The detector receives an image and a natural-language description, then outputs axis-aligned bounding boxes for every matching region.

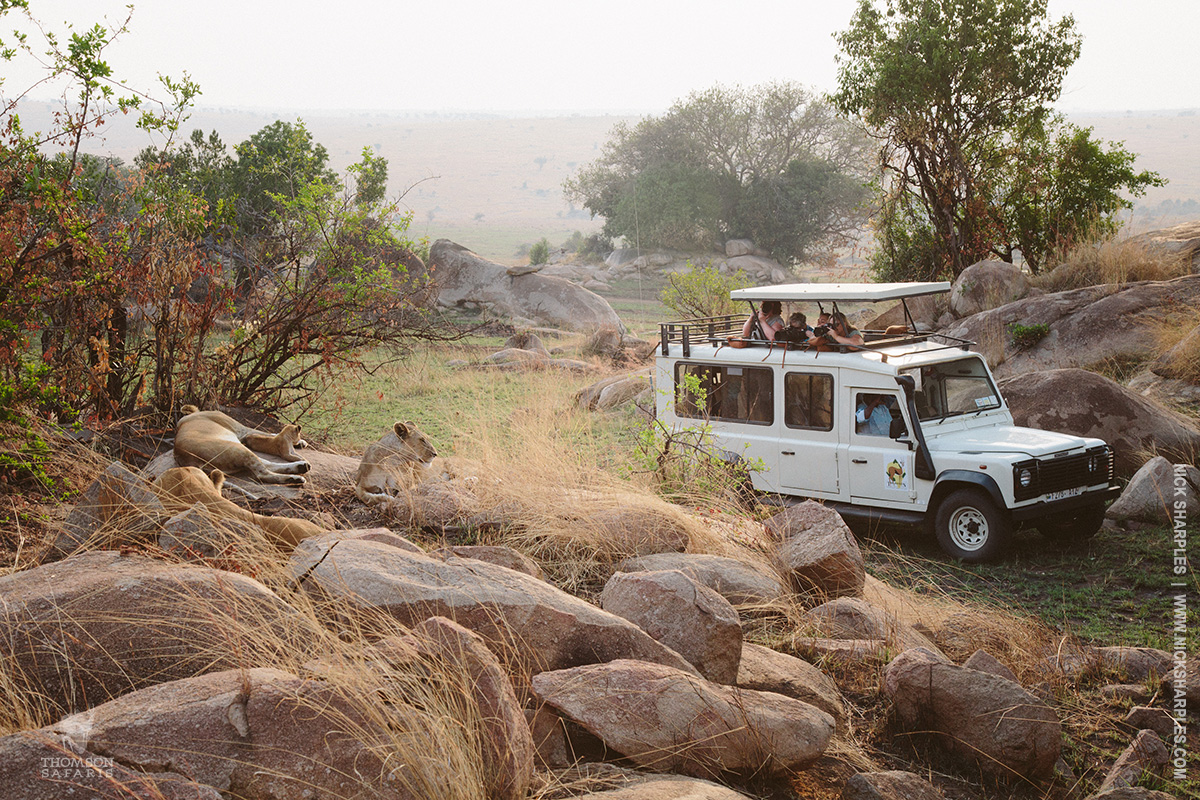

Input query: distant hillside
[13,102,1199,261]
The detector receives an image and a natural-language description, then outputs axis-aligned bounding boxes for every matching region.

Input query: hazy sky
[7,0,1199,115]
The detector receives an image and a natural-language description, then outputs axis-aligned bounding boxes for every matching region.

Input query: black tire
[933,488,1012,562]
[1038,504,1105,543]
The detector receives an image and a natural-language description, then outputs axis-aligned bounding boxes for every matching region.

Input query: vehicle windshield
[902,357,1002,421]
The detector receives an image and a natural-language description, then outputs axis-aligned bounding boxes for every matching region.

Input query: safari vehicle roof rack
[728,281,951,303]
[659,314,745,358]
[660,282,961,358]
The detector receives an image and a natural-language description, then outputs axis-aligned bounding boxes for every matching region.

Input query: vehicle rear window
[675,363,773,424]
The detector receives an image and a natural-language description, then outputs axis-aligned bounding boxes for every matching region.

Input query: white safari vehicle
[655,282,1119,561]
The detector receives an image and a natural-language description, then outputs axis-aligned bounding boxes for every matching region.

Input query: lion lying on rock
[355,421,438,504]
[174,407,310,486]
[155,466,325,549]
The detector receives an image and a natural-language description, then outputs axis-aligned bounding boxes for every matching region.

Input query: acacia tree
[834,0,1160,278]
[564,82,869,263]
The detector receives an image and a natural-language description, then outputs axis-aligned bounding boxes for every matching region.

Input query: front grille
[1013,446,1113,502]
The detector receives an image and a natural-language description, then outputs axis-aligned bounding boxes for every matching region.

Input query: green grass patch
[862,524,1198,650]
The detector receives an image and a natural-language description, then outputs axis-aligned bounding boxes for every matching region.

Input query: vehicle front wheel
[933,488,1011,562]
[1039,504,1106,543]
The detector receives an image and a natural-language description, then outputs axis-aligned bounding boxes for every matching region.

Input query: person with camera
[775,312,812,344]
[742,300,785,341]
[815,311,864,347]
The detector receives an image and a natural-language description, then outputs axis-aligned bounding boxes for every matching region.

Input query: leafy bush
[1,6,453,424]
[660,263,752,319]
[529,237,550,266]
[632,373,760,508]
[560,230,611,263]
[1008,322,1050,349]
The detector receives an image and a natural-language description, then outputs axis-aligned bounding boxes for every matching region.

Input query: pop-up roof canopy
[730,281,951,303]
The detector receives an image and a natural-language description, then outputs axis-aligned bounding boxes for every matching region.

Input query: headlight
[1017,468,1034,488]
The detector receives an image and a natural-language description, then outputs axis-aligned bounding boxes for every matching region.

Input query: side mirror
[890,416,909,440]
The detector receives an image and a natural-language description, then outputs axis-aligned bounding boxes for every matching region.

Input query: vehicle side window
[675,363,773,424]
[784,372,833,430]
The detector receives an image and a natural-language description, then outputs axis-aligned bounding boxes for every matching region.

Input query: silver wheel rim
[948,506,988,551]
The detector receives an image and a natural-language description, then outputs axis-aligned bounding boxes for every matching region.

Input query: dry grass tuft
[1035,233,1189,293]
[1149,302,1200,385]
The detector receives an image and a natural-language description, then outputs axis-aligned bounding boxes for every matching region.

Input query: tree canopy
[833,0,1162,277]
[0,4,444,433]
[564,82,870,265]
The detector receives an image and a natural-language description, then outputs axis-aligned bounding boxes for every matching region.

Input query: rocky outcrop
[430,239,624,332]
[807,597,940,656]
[736,643,845,726]
[571,773,756,799]
[575,371,654,412]
[433,544,546,579]
[409,617,534,800]
[599,570,742,684]
[289,533,700,678]
[0,551,313,717]
[1106,455,1200,523]
[999,368,1200,477]
[53,461,165,556]
[767,501,865,599]
[32,667,431,800]
[841,770,946,800]
[949,259,1031,318]
[883,648,1061,780]
[0,729,222,800]
[616,552,785,606]
[1096,729,1169,793]
[867,292,947,332]
[944,274,1200,379]
[1089,646,1174,682]
[532,659,835,780]
[1129,219,1200,271]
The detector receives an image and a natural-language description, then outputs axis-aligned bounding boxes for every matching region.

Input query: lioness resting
[354,421,438,504]
[174,407,310,486]
[155,466,325,549]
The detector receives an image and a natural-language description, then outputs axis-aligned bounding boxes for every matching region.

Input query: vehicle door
[845,388,919,507]
[672,361,778,480]
[777,370,844,499]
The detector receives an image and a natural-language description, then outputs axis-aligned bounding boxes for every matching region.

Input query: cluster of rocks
[8,449,1191,800]
[598,239,794,287]
[429,239,625,332]
[447,237,796,305]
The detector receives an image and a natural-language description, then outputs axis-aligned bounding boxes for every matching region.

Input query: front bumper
[1010,484,1121,523]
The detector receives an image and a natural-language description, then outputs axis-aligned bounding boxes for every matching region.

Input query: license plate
[1046,487,1084,501]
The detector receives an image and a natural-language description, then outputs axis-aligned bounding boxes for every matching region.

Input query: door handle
[851,458,868,464]
[781,450,795,456]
